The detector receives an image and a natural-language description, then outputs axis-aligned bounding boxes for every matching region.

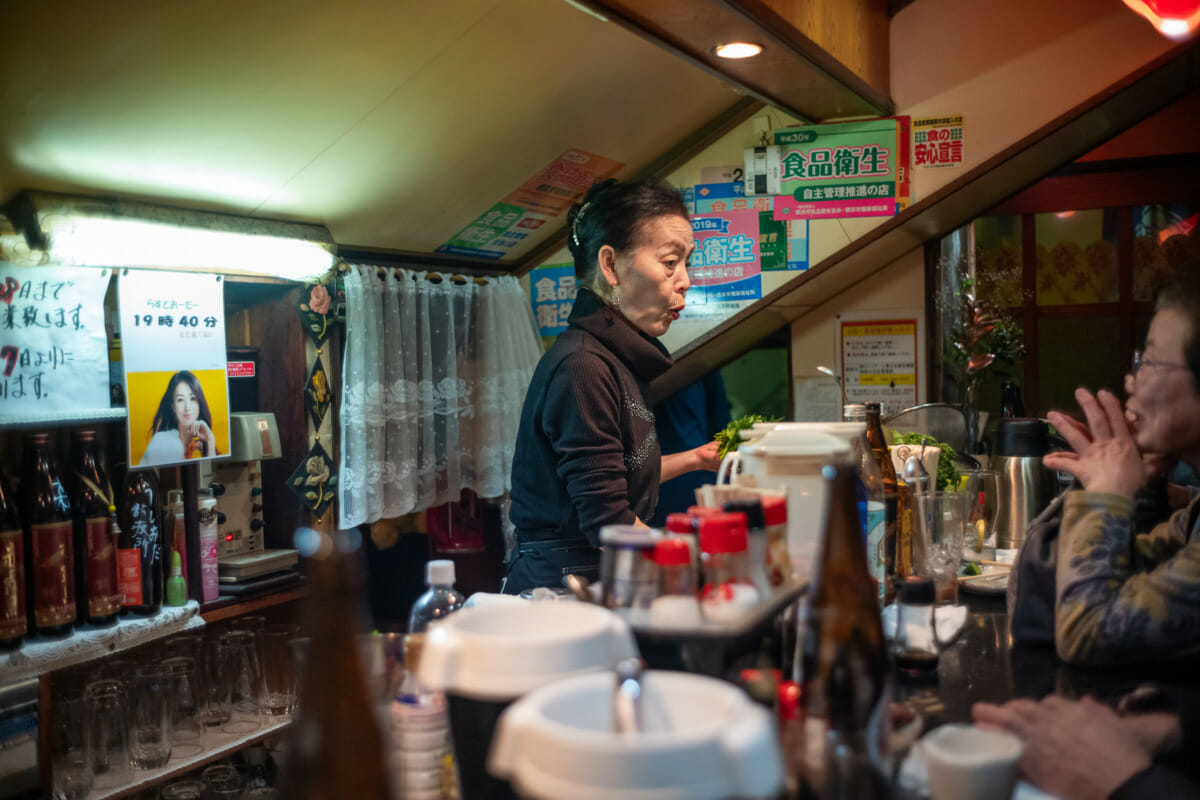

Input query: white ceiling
[0,0,743,261]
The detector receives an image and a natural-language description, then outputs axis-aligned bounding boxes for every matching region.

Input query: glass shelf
[83,718,292,800]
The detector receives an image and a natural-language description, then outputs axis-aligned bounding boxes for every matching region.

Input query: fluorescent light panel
[46,216,335,282]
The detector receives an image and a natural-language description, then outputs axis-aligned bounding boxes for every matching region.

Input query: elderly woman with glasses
[1044,265,1200,666]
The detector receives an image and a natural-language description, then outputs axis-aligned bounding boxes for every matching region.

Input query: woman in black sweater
[505,179,721,594]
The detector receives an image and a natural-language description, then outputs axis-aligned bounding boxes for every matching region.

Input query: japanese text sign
[530,264,578,338]
[839,317,919,415]
[0,264,110,423]
[745,117,911,221]
[688,209,762,304]
[913,115,965,168]
[437,149,625,260]
[694,182,808,272]
[118,270,230,468]
[503,149,625,217]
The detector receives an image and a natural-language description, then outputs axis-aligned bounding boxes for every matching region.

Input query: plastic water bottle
[408,560,467,634]
[390,560,466,799]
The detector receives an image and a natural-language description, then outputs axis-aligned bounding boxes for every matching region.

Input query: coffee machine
[198,412,298,584]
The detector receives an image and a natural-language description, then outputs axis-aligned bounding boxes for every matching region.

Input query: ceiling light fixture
[1123,0,1200,39]
[714,42,763,59]
[10,191,336,283]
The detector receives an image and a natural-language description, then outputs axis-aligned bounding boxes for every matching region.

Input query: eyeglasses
[1131,349,1191,378]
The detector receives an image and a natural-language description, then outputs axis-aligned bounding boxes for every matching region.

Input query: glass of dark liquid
[892,577,957,678]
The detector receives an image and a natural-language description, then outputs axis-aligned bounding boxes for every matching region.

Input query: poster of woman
[118,271,230,468]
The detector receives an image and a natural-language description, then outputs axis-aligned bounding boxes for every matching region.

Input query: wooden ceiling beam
[577,0,893,121]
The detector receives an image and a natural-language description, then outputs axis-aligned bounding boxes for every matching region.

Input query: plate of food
[957,567,1009,597]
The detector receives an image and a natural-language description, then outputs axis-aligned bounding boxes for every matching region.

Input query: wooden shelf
[84,718,291,800]
[200,580,309,624]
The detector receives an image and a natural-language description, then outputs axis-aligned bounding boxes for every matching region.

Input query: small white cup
[922,723,1022,800]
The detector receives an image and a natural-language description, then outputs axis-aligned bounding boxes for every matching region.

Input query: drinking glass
[218,630,264,734]
[51,694,92,800]
[158,778,205,799]
[201,634,233,728]
[130,664,172,769]
[914,492,969,604]
[959,470,1000,560]
[162,656,204,758]
[83,679,132,789]
[262,623,300,716]
[201,763,244,800]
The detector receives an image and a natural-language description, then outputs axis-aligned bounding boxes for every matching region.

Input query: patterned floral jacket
[1056,491,1200,665]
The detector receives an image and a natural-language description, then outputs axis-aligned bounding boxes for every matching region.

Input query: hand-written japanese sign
[913,115,965,169]
[689,210,762,304]
[529,264,577,338]
[0,264,111,421]
[839,317,920,416]
[119,271,230,468]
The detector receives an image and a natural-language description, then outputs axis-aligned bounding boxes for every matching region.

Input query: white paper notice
[839,316,919,416]
[118,271,229,468]
[0,264,112,423]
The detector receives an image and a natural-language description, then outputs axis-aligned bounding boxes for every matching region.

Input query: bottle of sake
[117,468,164,616]
[0,469,26,649]
[70,430,120,627]
[798,462,891,799]
[278,529,396,800]
[23,433,76,637]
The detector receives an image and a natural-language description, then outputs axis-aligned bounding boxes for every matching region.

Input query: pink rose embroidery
[309,284,331,315]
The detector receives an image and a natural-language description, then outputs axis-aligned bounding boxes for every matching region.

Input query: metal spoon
[613,657,646,734]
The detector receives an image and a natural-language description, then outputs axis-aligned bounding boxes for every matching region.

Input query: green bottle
[165,550,187,607]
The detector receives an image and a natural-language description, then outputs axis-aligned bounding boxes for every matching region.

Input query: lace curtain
[339,265,543,529]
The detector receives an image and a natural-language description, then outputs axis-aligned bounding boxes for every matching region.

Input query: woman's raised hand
[1045,388,1144,498]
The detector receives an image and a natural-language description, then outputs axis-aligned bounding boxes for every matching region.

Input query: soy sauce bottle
[22,433,77,638]
[0,469,26,649]
[117,468,164,616]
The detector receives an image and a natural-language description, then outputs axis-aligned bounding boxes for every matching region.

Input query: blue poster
[529,264,577,337]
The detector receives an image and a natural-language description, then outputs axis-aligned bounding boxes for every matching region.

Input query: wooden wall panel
[750,0,890,96]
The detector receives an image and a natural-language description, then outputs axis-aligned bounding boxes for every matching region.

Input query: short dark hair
[566,178,689,292]
[1154,261,1200,387]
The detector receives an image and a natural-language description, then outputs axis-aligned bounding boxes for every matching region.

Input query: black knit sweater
[506,288,672,591]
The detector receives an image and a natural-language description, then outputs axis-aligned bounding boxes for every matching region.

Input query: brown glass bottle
[798,462,891,799]
[863,402,899,603]
[69,430,120,627]
[22,433,76,638]
[278,530,395,800]
[117,468,163,615]
[0,469,26,649]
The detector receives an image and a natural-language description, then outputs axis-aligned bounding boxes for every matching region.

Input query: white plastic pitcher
[715,428,849,579]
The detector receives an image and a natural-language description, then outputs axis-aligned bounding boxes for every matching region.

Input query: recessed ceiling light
[714,42,763,59]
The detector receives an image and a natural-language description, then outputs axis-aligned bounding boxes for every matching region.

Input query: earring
[611,285,621,310]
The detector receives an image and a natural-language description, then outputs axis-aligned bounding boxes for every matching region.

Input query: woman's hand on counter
[661,441,722,483]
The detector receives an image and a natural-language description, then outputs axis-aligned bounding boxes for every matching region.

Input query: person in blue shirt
[649,371,731,527]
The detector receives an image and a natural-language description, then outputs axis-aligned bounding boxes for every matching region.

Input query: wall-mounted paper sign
[529,263,578,338]
[688,209,763,304]
[838,311,923,417]
[118,270,229,468]
[0,264,111,423]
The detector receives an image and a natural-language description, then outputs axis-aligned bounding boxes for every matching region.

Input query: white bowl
[489,670,784,800]
[416,601,638,702]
